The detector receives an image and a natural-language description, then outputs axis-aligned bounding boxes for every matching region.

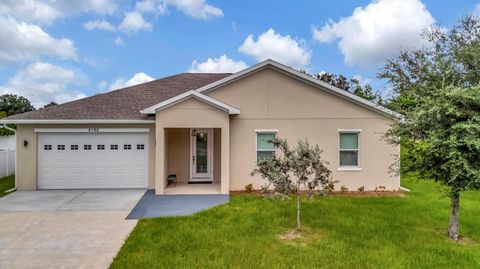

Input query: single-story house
[0,59,401,195]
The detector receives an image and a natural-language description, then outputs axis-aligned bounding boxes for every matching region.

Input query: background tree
[300,70,383,104]
[251,138,334,231]
[380,15,480,241]
[0,94,35,136]
[43,101,58,108]
[378,15,480,114]
[0,94,35,116]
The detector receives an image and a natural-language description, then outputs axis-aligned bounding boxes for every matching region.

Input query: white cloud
[352,74,371,86]
[312,0,435,67]
[136,0,168,14]
[0,0,117,25]
[108,72,155,91]
[0,16,76,64]
[118,12,153,33]
[239,28,311,68]
[0,62,88,108]
[83,19,115,31]
[166,0,223,20]
[475,3,480,15]
[134,0,222,19]
[114,36,124,45]
[189,55,247,73]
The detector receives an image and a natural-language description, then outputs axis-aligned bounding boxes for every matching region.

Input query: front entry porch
[156,126,229,195]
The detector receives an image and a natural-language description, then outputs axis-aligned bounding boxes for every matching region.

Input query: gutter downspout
[0,124,16,193]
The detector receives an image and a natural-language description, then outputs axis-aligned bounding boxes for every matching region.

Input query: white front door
[190,128,213,181]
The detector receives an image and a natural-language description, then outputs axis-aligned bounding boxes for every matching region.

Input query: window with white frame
[71,145,78,150]
[57,145,65,150]
[339,132,359,167]
[256,131,277,162]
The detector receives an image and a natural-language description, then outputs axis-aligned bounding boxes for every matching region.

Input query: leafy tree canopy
[301,70,383,105]
[378,15,480,114]
[0,94,35,117]
[43,101,58,108]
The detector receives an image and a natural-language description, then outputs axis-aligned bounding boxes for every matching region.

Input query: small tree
[251,138,334,231]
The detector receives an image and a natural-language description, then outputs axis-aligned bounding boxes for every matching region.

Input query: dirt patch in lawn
[277,227,323,247]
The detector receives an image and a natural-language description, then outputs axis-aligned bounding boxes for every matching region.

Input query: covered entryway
[37,130,149,189]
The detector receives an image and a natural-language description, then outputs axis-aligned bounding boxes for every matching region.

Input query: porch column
[155,126,165,195]
[221,126,229,194]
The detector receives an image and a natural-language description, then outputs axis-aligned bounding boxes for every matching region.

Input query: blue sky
[0,0,478,108]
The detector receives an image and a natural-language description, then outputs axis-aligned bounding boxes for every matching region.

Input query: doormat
[188,181,213,184]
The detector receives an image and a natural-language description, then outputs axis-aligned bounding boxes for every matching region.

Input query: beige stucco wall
[14,66,399,194]
[206,67,400,191]
[15,124,156,191]
[155,98,230,194]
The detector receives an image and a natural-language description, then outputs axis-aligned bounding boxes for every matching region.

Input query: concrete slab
[0,190,146,212]
[0,189,145,269]
[127,190,229,219]
[0,190,84,212]
[59,189,146,211]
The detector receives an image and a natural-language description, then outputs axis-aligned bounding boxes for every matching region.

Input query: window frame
[110,144,118,150]
[57,145,65,151]
[44,145,52,151]
[124,144,132,150]
[255,129,278,162]
[84,144,92,150]
[136,144,145,150]
[97,144,105,150]
[70,145,79,150]
[338,129,362,171]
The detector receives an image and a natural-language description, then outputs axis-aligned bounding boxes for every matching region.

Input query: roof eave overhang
[141,90,241,115]
[0,119,156,124]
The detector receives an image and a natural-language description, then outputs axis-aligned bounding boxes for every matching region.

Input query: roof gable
[142,90,240,115]
[194,60,402,120]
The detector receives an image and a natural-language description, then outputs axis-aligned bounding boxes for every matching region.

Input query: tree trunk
[296,191,301,231]
[448,192,460,241]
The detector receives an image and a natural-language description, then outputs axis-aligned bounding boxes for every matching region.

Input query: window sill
[337,167,363,171]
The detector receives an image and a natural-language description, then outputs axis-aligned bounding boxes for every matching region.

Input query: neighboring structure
[0,60,401,195]
[0,134,16,178]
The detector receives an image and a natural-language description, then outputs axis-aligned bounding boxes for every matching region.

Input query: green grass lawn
[0,175,14,198]
[110,174,480,269]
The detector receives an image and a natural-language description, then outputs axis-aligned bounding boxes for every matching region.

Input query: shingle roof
[4,73,232,121]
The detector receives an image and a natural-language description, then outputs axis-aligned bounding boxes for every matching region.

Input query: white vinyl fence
[0,150,15,177]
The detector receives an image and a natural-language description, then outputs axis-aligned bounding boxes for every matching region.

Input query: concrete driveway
[0,189,145,269]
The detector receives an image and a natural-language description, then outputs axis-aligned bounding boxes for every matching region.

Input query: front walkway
[164,181,221,195]
[127,190,229,219]
[0,190,145,269]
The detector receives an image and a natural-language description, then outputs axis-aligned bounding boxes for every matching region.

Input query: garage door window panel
[71,145,79,150]
[44,145,52,150]
[84,145,92,150]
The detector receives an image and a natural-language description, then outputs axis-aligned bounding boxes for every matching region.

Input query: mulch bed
[230,190,406,197]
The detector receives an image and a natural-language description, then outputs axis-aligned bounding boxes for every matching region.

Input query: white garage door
[38,132,148,189]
